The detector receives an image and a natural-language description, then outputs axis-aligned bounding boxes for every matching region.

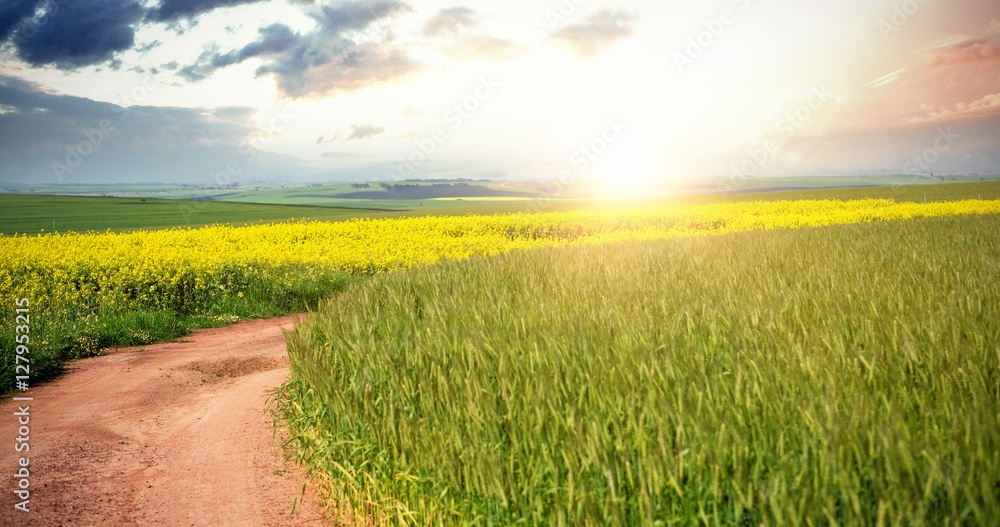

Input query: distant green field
[0,194,393,235]
[3,181,1000,236]
[701,180,1000,203]
[3,174,995,204]
[684,174,994,194]
[144,175,1000,206]
[157,181,541,210]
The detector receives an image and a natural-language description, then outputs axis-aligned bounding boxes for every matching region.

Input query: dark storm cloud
[183,0,419,97]
[5,0,145,68]
[0,75,298,183]
[177,23,296,80]
[548,9,637,58]
[2,0,419,90]
[146,0,266,23]
[0,0,272,70]
[0,75,117,122]
[316,0,408,33]
[209,24,298,69]
[0,0,44,40]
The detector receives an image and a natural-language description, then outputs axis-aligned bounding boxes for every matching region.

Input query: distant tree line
[401,178,490,183]
[375,182,471,191]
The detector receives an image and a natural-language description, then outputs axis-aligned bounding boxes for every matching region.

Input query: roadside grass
[279,214,1000,526]
[0,270,354,391]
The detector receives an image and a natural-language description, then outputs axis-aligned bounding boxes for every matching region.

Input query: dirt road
[0,315,333,526]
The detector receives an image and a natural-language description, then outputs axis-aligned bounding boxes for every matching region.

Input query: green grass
[279,214,1000,526]
[686,174,996,194]
[0,266,356,392]
[712,180,1000,203]
[0,194,394,235]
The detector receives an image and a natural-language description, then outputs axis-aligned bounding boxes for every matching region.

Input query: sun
[592,138,665,199]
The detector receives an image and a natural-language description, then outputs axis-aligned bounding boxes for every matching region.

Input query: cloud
[313,0,410,33]
[444,35,524,63]
[347,124,385,140]
[0,75,296,183]
[258,41,416,97]
[315,124,384,143]
[422,6,478,36]
[207,24,299,70]
[146,0,266,23]
[991,20,1000,34]
[0,0,44,41]
[548,9,637,58]
[0,0,294,70]
[422,6,525,63]
[4,0,145,68]
[321,151,367,159]
[0,75,117,127]
[315,133,342,143]
[909,91,1000,124]
[183,0,419,97]
[136,40,163,54]
[866,68,906,88]
[928,38,1000,68]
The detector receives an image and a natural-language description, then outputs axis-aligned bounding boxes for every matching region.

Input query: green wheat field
[279,212,999,525]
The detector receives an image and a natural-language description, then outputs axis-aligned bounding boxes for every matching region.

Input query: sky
[0,0,999,189]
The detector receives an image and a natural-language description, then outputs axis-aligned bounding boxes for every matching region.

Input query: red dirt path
[0,314,335,526]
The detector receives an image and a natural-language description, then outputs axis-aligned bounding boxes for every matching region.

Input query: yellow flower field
[2,198,999,321]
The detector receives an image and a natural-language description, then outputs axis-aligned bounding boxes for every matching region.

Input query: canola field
[2,197,1000,391]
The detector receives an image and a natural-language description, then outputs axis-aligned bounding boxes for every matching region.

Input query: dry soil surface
[0,314,333,526]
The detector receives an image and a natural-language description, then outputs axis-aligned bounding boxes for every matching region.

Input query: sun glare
[593,139,665,199]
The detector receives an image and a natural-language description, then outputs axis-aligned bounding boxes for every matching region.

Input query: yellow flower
[1,197,998,326]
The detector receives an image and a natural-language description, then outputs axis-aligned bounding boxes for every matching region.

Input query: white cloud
[866,67,906,88]
[909,92,1000,123]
